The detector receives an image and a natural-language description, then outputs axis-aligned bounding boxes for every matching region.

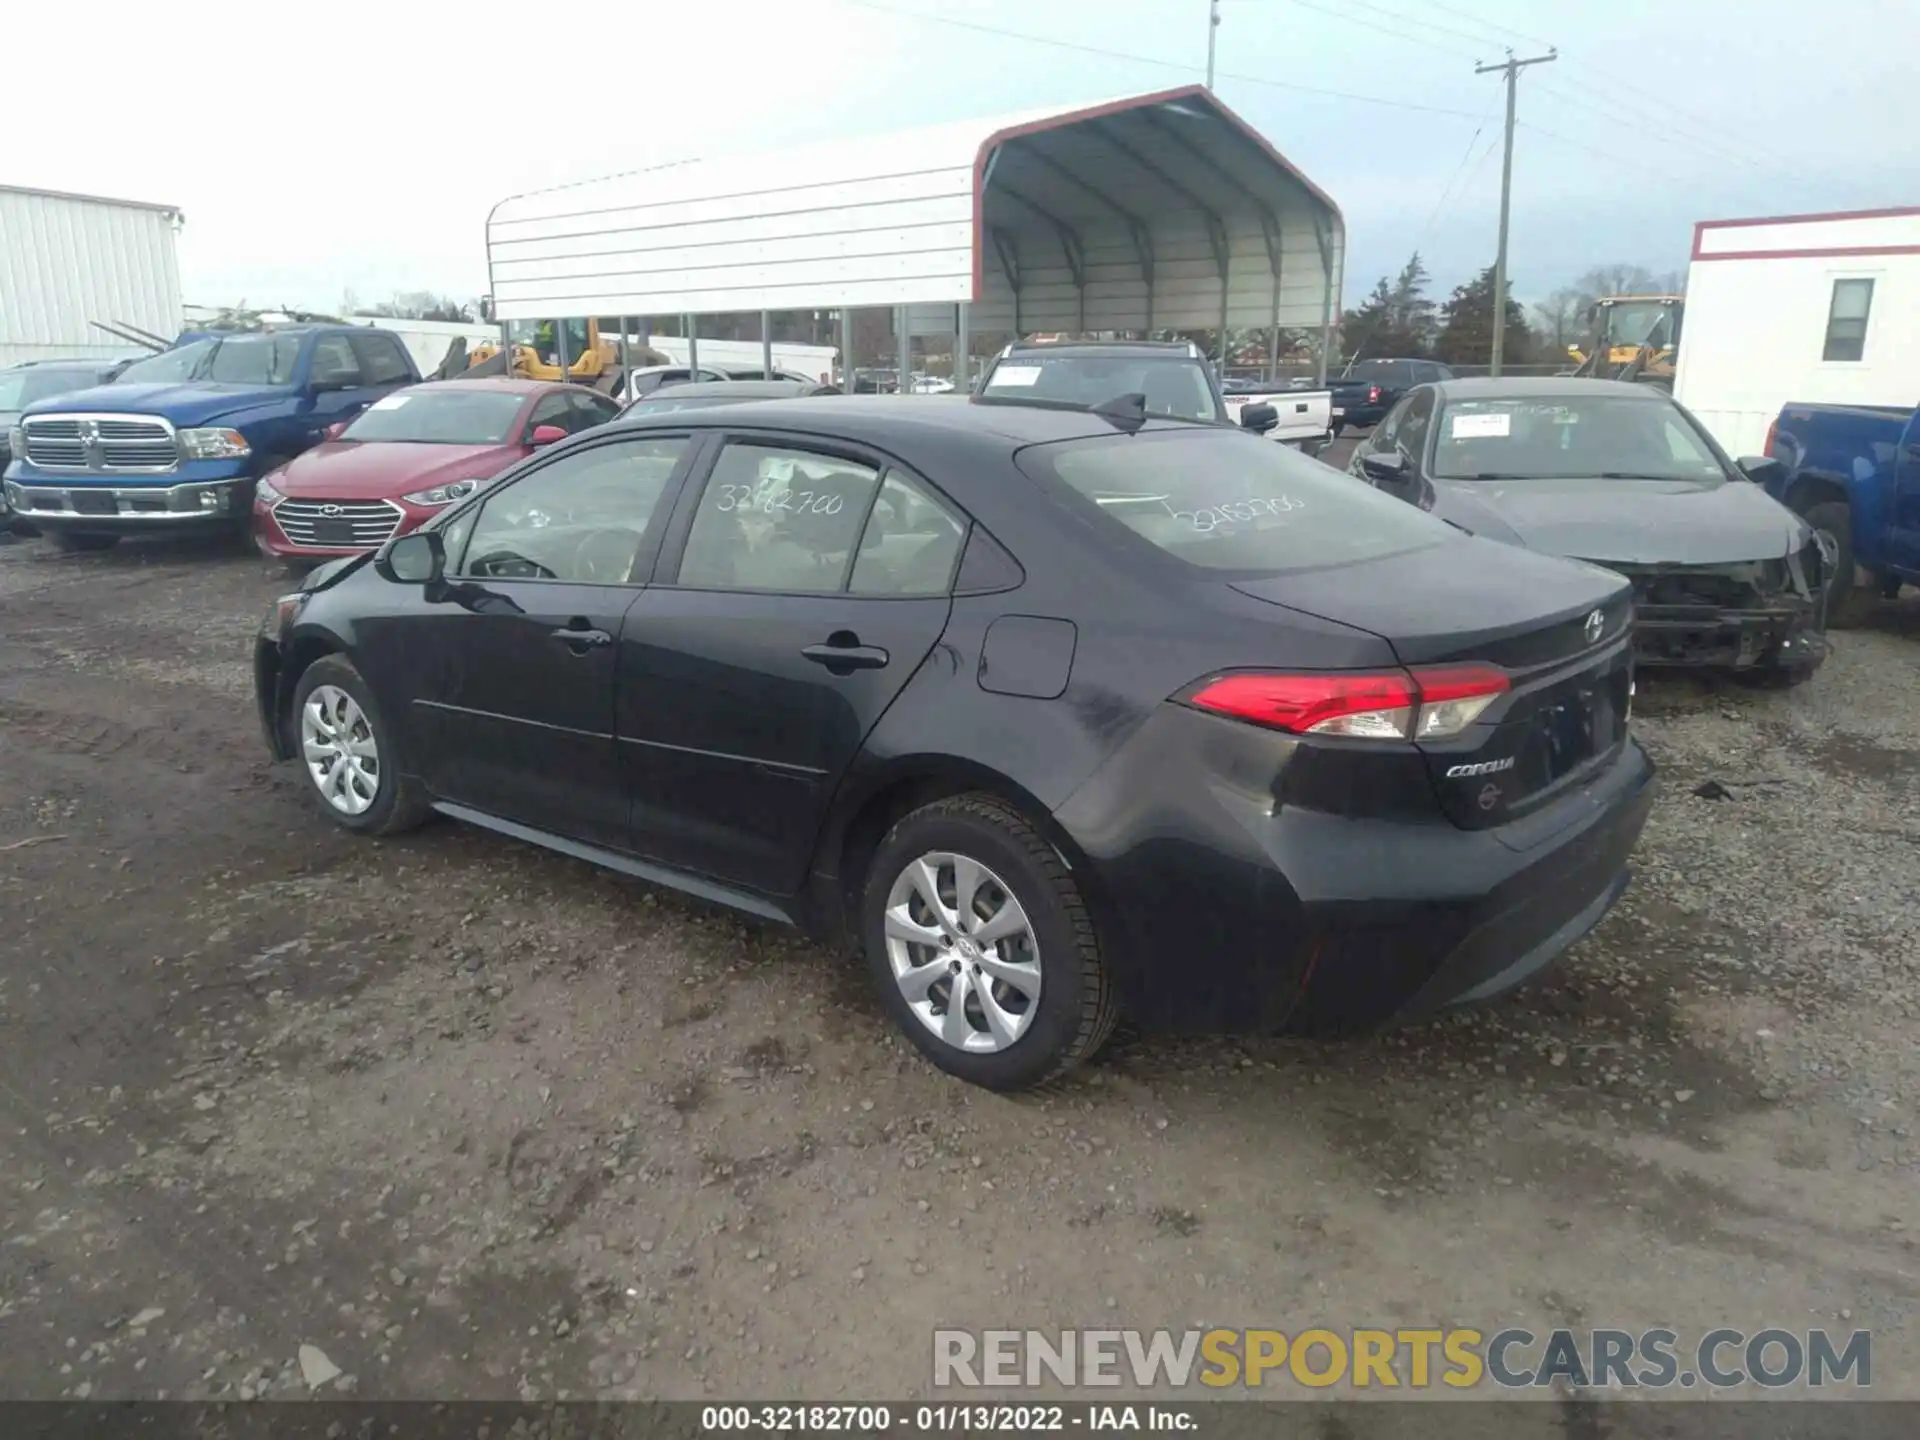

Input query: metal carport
[485,84,1344,383]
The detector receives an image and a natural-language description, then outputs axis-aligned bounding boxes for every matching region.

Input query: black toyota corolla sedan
[1348,378,1830,685]
[254,394,1655,1090]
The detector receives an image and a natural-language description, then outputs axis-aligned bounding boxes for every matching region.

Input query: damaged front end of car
[1601,536,1831,673]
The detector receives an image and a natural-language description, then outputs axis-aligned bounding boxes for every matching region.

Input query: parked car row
[13,317,1903,1091]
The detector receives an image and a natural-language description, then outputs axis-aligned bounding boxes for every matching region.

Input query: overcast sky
[11,0,1917,313]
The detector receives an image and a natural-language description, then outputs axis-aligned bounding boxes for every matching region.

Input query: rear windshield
[1345,360,1419,385]
[984,354,1219,422]
[1015,427,1452,572]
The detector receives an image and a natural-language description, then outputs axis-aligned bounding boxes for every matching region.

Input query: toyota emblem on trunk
[1583,609,1605,645]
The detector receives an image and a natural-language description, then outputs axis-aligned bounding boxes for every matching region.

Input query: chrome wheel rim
[883,851,1041,1054]
[301,685,380,816]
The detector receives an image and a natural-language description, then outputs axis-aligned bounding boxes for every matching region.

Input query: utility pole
[1206,0,1220,88]
[1475,46,1555,376]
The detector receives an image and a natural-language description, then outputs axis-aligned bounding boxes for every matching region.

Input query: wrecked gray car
[1348,377,1829,686]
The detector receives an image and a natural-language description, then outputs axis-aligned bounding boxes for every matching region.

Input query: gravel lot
[1,498,1916,1403]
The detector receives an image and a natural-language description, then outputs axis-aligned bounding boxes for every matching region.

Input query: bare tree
[1531,286,1587,353]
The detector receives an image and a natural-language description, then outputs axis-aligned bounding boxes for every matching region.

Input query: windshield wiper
[1593,471,1691,481]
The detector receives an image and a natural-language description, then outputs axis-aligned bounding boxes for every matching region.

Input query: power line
[1279,0,1478,60]
[1409,123,1493,252]
[1424,0,1555,50]
[837,0,1488,119]
[1407,0,1786,166]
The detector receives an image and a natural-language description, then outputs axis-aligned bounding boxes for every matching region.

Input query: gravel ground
[0,510,1915,1404]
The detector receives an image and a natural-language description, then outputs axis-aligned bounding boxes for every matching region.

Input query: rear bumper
[1052,706,1657,1035]
[1633,603,1827,671]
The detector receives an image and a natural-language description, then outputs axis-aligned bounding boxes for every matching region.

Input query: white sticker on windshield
[990,365,1042,387]
[1450,411,1510,438]
[370,394,410,410]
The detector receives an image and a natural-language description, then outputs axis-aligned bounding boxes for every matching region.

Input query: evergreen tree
[1388,252,1437,353]
[1436,266,1535,367]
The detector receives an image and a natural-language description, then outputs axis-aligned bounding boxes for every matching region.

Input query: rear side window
[350,333,414,385]
[1018,429,1451,573]
[676,443,884,593]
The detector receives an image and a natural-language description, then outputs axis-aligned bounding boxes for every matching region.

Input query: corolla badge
[1584,609,1605,645]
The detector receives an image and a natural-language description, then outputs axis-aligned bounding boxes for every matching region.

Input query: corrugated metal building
[0,186,184,366]
[486,86,1343,376]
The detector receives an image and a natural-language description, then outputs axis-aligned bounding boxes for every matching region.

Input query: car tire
[861,793,1118,1091]
[1804,500,1876,628]
[49,531,119,552]
[289,655,432,837]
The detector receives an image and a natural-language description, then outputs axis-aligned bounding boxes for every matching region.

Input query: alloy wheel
[301,685,380,816]
[882,851,1041,1053]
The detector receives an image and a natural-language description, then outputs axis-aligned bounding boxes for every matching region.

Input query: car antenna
[1091,391,1149,434]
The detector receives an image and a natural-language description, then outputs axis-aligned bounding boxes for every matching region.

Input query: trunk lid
[1232,536,1634,834]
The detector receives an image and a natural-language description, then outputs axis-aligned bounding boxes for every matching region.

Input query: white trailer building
[0,185,184,366]
[484,85,1344,385]
[1675,206,1920,457]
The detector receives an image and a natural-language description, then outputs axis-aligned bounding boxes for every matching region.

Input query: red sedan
[252,379,622,562]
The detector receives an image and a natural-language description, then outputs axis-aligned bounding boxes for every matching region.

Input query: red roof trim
[968,85,1342,303]
[1692,206,1920,260]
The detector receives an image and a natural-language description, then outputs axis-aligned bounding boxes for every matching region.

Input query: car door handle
[550,623,612,650]
[802,640,889,671]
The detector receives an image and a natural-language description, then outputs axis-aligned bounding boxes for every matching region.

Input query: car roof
[636,379,824,399]
[1004,340,1197,357]
[1,359,113,373]
[1429,376,1667,402]
[402,377,552,397]
[612,392,1199,448]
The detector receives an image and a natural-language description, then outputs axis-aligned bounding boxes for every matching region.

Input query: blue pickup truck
[3,324,419,551]
[1765,402,1920,624]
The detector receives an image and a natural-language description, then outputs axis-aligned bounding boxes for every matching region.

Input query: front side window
[1431,395,1726,483]
[1018,428,1451,573]
[350,333,415,385]
[566,390,621,432]
[1822,278,1874,362]
[1396,389,1435,458]
[676,443,883,593]
[307,336,361,388]
[452,436,688,584]
[341,388,526,445]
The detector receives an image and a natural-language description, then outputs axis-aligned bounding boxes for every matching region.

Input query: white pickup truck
[976,339,1335,456]
[1221,383,1335,456]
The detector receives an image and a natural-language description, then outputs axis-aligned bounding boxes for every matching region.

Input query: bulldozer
[450,318,667,394]
[1566,294,1685,388]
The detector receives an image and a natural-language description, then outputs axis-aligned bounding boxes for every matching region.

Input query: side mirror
[1736,455,1785,487]
[376,530,444,585]
[324,420,350,441]
[530,424,567,447]
[1360,451,1410,483]
[1239,402,1280,434]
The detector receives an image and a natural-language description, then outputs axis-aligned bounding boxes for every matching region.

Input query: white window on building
[1821,278,1874,363]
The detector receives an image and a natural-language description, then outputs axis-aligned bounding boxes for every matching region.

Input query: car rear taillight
[1764,417,1779,456]
[1368,384,1381,403]
[1183,665,1509,741]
